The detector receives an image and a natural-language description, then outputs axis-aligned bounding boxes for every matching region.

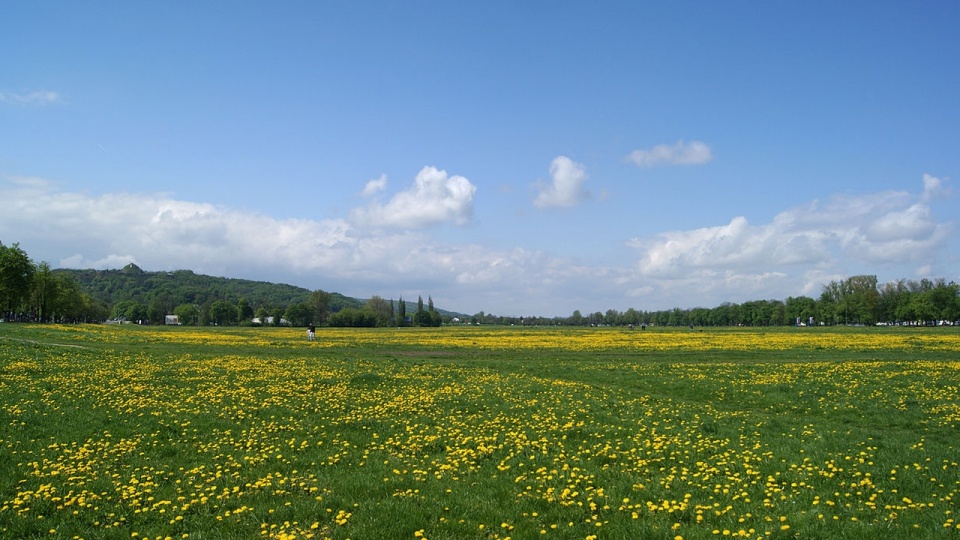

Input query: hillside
[53,264,362,312]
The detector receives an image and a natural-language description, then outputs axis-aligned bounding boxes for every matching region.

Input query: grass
[1,323,959,539]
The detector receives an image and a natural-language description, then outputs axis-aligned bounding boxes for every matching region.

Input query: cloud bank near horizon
[0,172,952,316]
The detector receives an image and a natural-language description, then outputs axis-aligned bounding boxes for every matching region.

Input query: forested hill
[53,263,362,312]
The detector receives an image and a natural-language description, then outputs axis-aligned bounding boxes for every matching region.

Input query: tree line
[476,274,959,327]
[2,241,957,327]
[1,242,109,323]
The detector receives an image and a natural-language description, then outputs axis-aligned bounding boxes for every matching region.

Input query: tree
[237,298,254,323]
[309,290,332,325]
[270,307,285,326]
[126,302,149,323]
[845,275,880,324]
[820,276,879,325]
[427,296,442,327]
[365,295,393,327]
[32,261,58,322]
[689,307,711,327]
[0,242,35,319]
[284,303,314,327]
[174,303,200,326]
[878,280,908,323]
[710,303,739,326]
[925,279,960,323]
[785,296,817,325]
[210,299,237,325]
[53,276,84,322]
[149,293,174,324]
[328,307,378,327]
[413,296,428,327]
[768,299,786,326]
[398,296,408,326]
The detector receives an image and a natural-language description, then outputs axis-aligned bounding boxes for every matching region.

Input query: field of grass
[1,323,959,540]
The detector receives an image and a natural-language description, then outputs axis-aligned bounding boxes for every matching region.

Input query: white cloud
[626,140,713,167]
[0,173,952,317]
[921,173,950,201]
[351,166,476,228]
[533,156,590,208]
[361,174,387,197]
[625,176,952,306]
[0,90,61,105]
[60,254,137,269]
[0,173,616,315]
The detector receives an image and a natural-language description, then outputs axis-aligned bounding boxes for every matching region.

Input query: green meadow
[1,324,958,540]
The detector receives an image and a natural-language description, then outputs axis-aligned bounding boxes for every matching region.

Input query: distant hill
[53,264,361,312]
[53,264,469,319]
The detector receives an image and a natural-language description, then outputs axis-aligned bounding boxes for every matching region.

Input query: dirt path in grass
[0,336,89,349]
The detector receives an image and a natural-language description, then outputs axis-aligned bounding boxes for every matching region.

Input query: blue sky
[2,1,957,317]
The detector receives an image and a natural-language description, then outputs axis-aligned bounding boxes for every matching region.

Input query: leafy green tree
[174,303,200,326]
[926,279,960,322]
[146,293,174,325]
[199,301,213,326]
[877,280,909,323]
[710,303,739,326]
[112,300,135,321]
[284,303,314,327]
[0,242,35,319]
[126,302,149,323]
[237,298,254,323]
[254,306,269,325]
[769,299,786,326]
[785,296,817,325]
[310,290,332,324]
[909,290,936,324]
[328,307,378,327]
[53,276,84,322]
[210,299,237,325]
[413,296,428,327]
[689,307,710,327]
[410,295,442,327]
[365,295,393,327]
[32,261,58,322]
[270,307,285,326]
[428,296,442,326]
[398,296,408,326]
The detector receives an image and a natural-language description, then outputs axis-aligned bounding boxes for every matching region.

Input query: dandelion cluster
[1,325,958,539]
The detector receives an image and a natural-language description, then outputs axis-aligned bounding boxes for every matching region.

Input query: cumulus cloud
[60,254,137,269]
[626,176,952,304]
[0,173,623,315]
[533,156,590,208]
[0,90,61,105]
[352,166,476,228]
[0,172,952,317]
[922,173,950,201]
[626,140,713,167]
[361,174,387,197]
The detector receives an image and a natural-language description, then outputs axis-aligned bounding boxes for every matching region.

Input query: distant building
[165,315,180,326]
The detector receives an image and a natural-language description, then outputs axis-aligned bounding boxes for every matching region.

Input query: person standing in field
[307,324,316,341]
